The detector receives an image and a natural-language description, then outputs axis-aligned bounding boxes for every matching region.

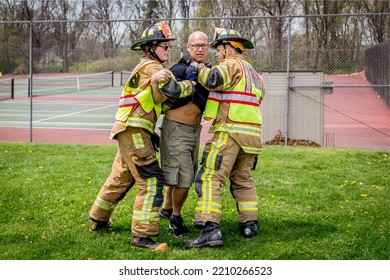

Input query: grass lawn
[0,142,388,260]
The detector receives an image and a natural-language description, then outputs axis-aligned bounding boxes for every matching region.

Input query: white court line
[0,123,112,131]
[1,121,112,126]
[0,109,72,113]
[34,104,116,123]
[0,100,116,104]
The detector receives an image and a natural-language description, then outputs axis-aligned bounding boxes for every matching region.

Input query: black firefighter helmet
[210,27,254,50]
[131,21,175,51]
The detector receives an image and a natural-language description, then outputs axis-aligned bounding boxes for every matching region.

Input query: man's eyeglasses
[156,44,171,51]
[189,43,210,50]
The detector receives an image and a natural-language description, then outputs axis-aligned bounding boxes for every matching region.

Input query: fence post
[11,78,14,99]
[29,21,33,143]
[285,16,292,146]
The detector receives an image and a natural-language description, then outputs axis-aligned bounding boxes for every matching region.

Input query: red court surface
[323,74,389,150]
[0,74,389,150]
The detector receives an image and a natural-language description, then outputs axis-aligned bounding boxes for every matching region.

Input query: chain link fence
[0,14,389,150]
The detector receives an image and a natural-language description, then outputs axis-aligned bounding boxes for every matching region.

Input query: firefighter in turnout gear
[184,28,265,249]
[88,21,196,252]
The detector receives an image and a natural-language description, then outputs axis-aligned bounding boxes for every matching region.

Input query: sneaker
[131,237,168,252]
[159,208,173,219]
[184,222,223,249]
[169,215,190,237]
[89,219,112,232]
[239,220,259,238]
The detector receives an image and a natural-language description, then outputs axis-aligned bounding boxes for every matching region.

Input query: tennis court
[0,72,121,144]
[0,73,389,149]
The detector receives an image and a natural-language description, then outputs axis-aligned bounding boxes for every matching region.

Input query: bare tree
[0,0,18,74]
[248,0,295,69]
[362,0,390,43]
[300,0,352,72]
[50,0,91,72]
[191,0,215,37]
[89,0,129,58]
[10,0,58,73]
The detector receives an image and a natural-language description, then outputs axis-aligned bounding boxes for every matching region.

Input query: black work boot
[239,220,259,238]
[159,208,173,219]
[131,237,168,252]
[193,220,205,230]
[184,222,223,249]
[169,215,190,237]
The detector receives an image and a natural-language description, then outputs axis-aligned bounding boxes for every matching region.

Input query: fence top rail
[291,85,390,88]
[1,12,389,25]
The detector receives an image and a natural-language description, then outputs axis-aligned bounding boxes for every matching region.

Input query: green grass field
[0,142,388,260]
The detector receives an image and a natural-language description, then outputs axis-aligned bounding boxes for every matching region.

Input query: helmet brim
[131,38,175,51]
[210,37,254,49]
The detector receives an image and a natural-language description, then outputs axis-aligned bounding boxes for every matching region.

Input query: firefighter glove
[185,66,199,82]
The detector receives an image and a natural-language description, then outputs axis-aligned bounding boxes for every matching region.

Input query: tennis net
[31,71,114,96]
[0,78,15,101]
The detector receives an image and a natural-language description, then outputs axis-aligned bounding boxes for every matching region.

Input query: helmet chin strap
[145,44,165,63]
[221,44,227,59]
[151,48,165,63]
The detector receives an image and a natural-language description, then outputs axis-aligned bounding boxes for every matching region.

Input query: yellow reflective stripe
[241,146,262,154]
[149,212,160,222]
[179,81,191,98]
[94,197,118,211]
[198,66,211,86]
[206,132,228,170]
[142,177,157,224]
[199,168,214,215]
[158,80,191,98]
[200,132,228,214]
[132,177,159,224]
[218,64,231,88]
[132,133,144,149]
[199,64,231,89]
[132,211,160,222]
[195,201,222,214]
[211,123,261,136]
[238,201,258,212]
[125,117,155,133]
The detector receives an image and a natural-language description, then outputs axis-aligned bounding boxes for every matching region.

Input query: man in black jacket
[159,31,211,237]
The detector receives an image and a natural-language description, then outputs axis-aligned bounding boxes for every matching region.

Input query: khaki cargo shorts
[159,117,202,188]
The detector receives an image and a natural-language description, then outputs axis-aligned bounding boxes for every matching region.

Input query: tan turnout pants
[89,126,164,237]
[194,131,259,226]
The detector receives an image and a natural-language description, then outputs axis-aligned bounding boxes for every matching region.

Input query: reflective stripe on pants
[89,126,164,237]
[194,132,258,225]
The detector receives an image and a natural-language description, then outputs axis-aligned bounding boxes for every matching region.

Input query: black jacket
[169,53,210,112]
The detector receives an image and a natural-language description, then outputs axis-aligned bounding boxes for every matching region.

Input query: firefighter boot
[89,218,112,232]
[239,220,259,238]
[131,237,168,252]
[169,215,190,237]
[184,222,223,249]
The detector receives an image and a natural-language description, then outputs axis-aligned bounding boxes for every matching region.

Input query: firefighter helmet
[131,21,175,51]
[210,28,254,49]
